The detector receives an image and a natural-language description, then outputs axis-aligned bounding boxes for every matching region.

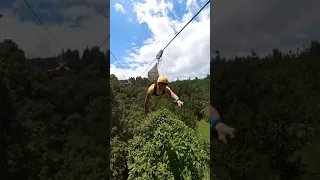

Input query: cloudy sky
[0,0,109,58]
[110,0,210,80]
[211,0,320,58]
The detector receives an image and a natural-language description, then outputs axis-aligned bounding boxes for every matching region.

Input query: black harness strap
[152,83,166,96]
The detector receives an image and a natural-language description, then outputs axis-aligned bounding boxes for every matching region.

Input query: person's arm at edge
[210,105,223,130]
[144,92,151,115]
[211,105,236,144]
[166,87,180,102]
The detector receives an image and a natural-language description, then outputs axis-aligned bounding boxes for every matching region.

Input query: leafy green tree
[1,39,110,179]
[211,41,320,180]
[127,108,209,180]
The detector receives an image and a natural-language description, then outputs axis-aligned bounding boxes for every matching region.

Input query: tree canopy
[3,38,319,179]
[110,72,211,179]
[1,39,211,179]
[1,39,110,179]
[211,41,320,180]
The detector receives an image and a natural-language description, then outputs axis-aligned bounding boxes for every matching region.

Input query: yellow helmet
[157,76,169,84]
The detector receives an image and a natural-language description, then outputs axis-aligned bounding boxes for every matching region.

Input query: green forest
[110,72,211,179]
[1,38,320,180]
[0,39,211,179]
[1,39,110,179]
[211,41,320,180]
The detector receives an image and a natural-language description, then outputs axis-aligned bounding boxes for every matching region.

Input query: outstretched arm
[210,105,222,128]
[167,88,179,100]
[167,88,184,107]
[210,105,235,144]
[144,92,151,115]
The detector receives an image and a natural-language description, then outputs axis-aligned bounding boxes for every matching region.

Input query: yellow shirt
[147,84,171,96]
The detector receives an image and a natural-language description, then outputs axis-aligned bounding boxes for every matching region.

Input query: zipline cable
[108,35,135,78]
[99,34,110,49]
[23,0,62,49]
[163,0,210,51]
[140,0,210,77]
[110,51,130,78]
[24,0,110,55]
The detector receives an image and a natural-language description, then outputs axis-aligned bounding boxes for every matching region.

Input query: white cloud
[114,3,126,14]
[295,33,306,39]
[186,0,200,12]
[110,0,210,81]
[61,5,96,21]
[0,5,109,58]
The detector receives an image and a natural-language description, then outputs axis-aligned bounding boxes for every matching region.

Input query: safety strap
[152,83,166,96]
[148,62,159,83]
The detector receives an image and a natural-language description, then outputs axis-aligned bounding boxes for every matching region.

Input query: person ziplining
[142,0,209,115]
[144,76,184,115]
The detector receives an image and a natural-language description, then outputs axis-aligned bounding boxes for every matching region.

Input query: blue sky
[1,0,210,80]
[110,0,150,67]
[0,0,109,57]
[1,1,75,25]
[0,0,108,28]
[110,0,190,66]
[0,1,12,8]
[110,0,210,80]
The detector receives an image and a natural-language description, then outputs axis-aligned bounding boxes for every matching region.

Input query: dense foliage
[127,109,209,179]
[211,41,320,180]
[5,38,319,179]
[1,39,210,179]
[110,73,211,179]
[1,40,110,179]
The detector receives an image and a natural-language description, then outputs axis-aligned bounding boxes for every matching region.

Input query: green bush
[127,108,209,180]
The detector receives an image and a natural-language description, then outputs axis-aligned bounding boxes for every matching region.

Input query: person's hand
[215,123,235,144]
[177,100,184,107]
